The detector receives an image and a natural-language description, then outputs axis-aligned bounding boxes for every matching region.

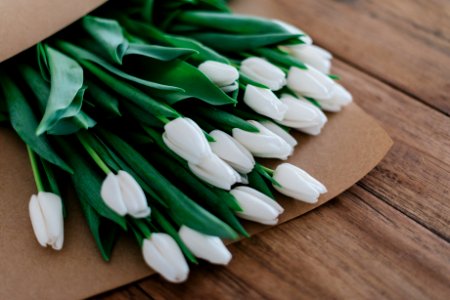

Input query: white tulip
[188,154,241,190]
[29,192,64,250]
[278,94,328,135]
[260,120,298,147]
[287,65,336,100]
[232,120,293,159]
[272,19,313,44]
[316,83,353,112]
[273,163,327,203]
[179,226,232,265]
[243,85,288,121]
[230,186,284,225]
[101,171,150,218]
[163,117,212,164]
[240,57,286,91]
[198,60,239,92]
[142,233,189,283]
[281,44,332,74]
[209,130,255,174]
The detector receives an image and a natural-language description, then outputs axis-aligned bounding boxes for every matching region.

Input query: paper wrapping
[0,1,393,299]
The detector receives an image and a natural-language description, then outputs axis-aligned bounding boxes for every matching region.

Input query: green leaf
[55,40,182,92]
[131,58,236,105]
[187,32,301,52]
[18,64,96,135]
[0,71,72,173]
[120,18,229,64]
[85,80,121,117]
[248,169,275,199]
[253,48,307,70]
[36,45,87,135]
[193,106,259,133]
[57,139,127,229]
[176,11,300,35]
[99,130,238,239]
[82,16,197,64]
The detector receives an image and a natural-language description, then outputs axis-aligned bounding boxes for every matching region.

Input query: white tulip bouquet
[0,0,351,282]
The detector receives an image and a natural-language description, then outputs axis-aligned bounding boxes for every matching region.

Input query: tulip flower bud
[230,186,284,225]
[260,120,298,147]
[198,61,239,92]
[277,94,328,135]
[272,19,313,44]
[179,225,232,265]
[29,192,64,250]
[273,163,327,203]
[209,130,255,174]
[163,117,212,164]
[287,65,336,100]
[240,57,286,91]
[243,85,288,121]
[142,233,189,283]
[316,84,353,112]
[232,120,293,159]
[101,170,150,218]
[281,44,332,74]
[188,154,241,190]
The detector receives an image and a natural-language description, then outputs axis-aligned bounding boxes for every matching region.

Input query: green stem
[27,146,45,192]
[156,115,172,124]
[77,132,111,174]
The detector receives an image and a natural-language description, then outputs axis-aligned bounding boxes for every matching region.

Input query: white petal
[234,186,284,213]
[240,57,286,91]
[29,195,49,247]
[143,239,181,282]
[163,118,212,164]
[188,154,238,190]
[101,173,127,216]
[198,61,239,87]
[260,121,298,147]
[152,233,189,282]
[287,66,335,99]
[272,19,313,44]
[179,226,232,265]
[117,171,150,218]
[220,81,238,93]
[37,192,63,246]
[209,130,255,174]
[281,44,332,73]
[243,85,288,121]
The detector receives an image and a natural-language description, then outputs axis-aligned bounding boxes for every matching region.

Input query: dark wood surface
[93,1,450,299]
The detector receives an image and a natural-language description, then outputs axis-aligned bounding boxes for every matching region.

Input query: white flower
[230,186,284,225]
[232,120,293,159]
[29,192,64,250]
[142,233,189,283]
[240,57,286,91]
[188,154,241,190]
[272,19,313,44]
[281,44,332,74]
[273,163,327,203]
[315,84,353,112]
[243,85,288,121]
[260,120,298,147]
[179,226,232,265]
[198,61,239,92]
[287,65,336,100]
[163,117,212,164]
[209,130,255,174]
[101,171,150,218]
[278,94,328,135]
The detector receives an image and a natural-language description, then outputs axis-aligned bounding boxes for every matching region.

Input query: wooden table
[94,1,450,299]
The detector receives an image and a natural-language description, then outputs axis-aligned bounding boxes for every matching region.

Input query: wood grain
[231,0,450,114]
[95,0,450,298]
[137,187,450,300]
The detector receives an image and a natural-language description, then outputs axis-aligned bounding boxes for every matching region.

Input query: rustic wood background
[92,0,450,299]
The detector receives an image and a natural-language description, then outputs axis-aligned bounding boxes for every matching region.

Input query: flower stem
[27,146,44,192]
[258,164,274,175]
[157,115,172,124]
[77,133,111,175]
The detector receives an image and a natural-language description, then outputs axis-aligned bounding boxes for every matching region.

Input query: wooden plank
[138,186,450,300]
[331,59,450,239]
[89,285,150,300]
[230,0,450,114]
